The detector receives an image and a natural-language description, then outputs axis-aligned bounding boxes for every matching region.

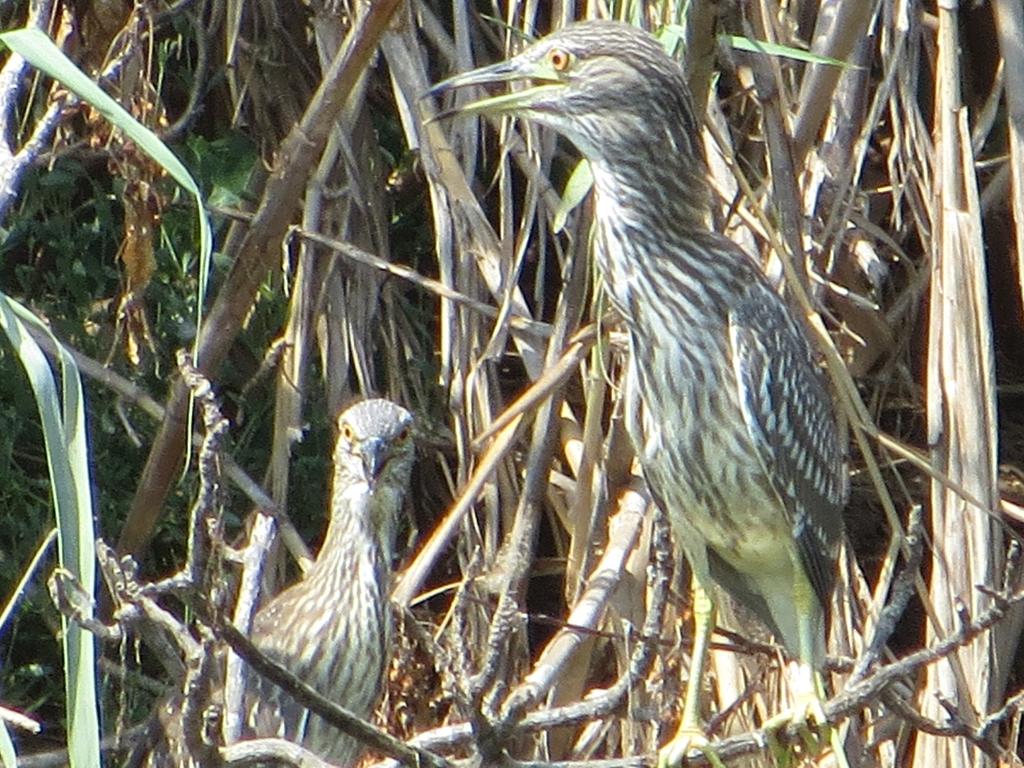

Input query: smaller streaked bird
[144,398,415,767]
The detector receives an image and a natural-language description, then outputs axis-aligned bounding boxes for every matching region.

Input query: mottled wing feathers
[728,284,847,609]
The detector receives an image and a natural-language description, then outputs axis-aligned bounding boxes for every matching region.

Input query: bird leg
[763,568,849,768]
[658,578,726,768]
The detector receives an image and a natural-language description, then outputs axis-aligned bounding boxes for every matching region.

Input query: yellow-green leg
[763,565,850,768]
[658,577,726,768]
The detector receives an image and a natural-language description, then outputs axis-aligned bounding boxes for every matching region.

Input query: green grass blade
[553,160,594,234]
[659,23,853,68]
[0,721,16,768]
[0,295,99,768]
[721,33,854,68]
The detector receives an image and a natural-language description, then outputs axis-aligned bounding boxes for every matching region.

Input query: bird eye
[548,47,572,72]
[339,422,356,442]
[396,426,410,441]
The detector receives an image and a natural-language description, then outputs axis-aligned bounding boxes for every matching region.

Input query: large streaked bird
[427,20,848,766]
[144,398,415,766]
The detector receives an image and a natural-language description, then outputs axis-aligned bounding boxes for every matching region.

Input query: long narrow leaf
[0,722,15,768]
[0,296,98,768]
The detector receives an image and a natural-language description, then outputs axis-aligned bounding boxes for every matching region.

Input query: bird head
[334,398,415,498]
[426,20,699,166]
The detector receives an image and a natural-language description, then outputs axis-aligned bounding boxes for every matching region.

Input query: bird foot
[763,692,829,766]
[658,727,727,768]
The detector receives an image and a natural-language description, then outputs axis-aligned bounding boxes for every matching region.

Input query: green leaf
[656,23,687,57]
[0,721,15,768]
[554,160,594,234]
[0,295,98,768]
[658,23,853,68]
[722,33,854,68]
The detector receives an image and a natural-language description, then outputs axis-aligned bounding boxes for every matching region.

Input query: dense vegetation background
[1,0,1023,766]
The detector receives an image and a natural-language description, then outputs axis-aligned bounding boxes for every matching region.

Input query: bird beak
[361,438,387,487]
[424,56,564,120]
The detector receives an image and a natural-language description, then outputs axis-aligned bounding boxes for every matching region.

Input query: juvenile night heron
[145,398,415,767]
[428,20,848,765]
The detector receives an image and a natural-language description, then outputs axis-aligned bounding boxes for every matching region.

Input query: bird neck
[307,483,393,599]
[590,148,709,235]
[588,154,762,356]
[586,108,710,224]
[588,156,716,310]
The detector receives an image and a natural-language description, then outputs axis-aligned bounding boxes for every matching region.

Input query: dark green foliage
[0,124,262,750]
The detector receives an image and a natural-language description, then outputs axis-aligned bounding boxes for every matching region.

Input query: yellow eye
[339,422,356,442]
[548,47,572,72]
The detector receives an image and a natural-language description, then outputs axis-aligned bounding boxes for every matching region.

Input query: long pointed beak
[423,58,564,120]
[361,437,387,488]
